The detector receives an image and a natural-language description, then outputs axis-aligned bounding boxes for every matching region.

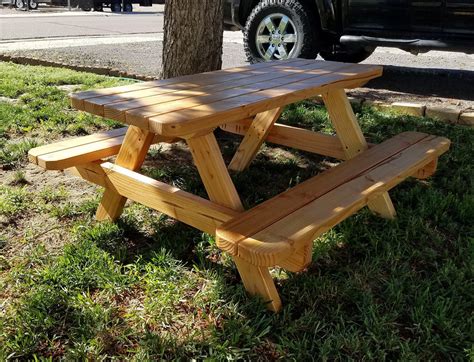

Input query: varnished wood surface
[216,132,451,266]
[71,60,382,136]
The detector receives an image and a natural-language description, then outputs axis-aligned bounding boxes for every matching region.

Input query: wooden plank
[233,256,282,312]
[228,107,283,171]
[152,134,179,144]
[28,127,127,165]
[237,135,450,266]
[322,89,368,157]
[69,160,108,188]
[215,132,429,255]
[220,120,348,160]
[322,88,396,219]
[73,162,239,234]
[103,60,316,121]
[183,131,282,311]
[96,125,155,221]
[36,134,125,170]
[29,130,176,171]
[146,66,382,136]
[414,159,438,179]
[366,193,396,218]
[277,242,312,272]
[124,62,353,127]
[84,59,311,117]
[71,59,303,110]
[186,132,244,211]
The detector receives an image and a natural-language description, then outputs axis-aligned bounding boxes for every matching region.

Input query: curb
[1,54,472,126]
[383,65,474,83]
[313,96,473,126]
[0,54,158,81]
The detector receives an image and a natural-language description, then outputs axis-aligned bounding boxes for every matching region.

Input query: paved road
[0,7,165,40]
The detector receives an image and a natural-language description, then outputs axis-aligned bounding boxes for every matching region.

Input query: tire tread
[243,0,319,63]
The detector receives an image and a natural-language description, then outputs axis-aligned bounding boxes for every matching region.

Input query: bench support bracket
[278,242,313,272]
[228,107,283,171]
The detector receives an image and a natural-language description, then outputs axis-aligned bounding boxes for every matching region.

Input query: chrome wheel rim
[29,0,37,7]
[16,0,25,8]
[255,13,298,60]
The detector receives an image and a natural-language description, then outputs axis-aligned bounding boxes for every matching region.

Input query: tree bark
[161,0,224,79]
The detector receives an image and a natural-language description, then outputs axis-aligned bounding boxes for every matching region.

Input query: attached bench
[28,127,177,170]
[216,132,450,311]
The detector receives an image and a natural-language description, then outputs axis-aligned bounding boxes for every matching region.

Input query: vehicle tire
[111,1,121,12]
[319,46,375,63]
[28,0,38,9]
[15,0,25,9]
[123,2,132,12]
[244,0,320,63]
[94,2,103,11]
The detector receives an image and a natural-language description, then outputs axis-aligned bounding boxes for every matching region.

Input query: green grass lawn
[0,61,473,360]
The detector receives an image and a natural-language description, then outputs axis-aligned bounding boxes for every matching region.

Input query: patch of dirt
[1,163,99,258]
[1,162,97,193]
[0,96,18,104]
[55,84,82,93]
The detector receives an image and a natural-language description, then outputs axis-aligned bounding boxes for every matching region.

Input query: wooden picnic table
[29,59,450,312]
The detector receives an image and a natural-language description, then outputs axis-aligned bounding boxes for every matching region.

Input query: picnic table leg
[322,89,396,219]
[186,131,244,211]
[233,256,282,312]
[96,125,155,221]
[228,107,283,172]
[186,131,281,311]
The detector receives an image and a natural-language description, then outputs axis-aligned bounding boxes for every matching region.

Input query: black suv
[224,0,474,63]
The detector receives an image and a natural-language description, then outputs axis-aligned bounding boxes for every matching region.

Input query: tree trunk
[161,0,224,79]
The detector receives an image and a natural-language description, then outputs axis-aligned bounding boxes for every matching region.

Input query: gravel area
[3,40,248,75]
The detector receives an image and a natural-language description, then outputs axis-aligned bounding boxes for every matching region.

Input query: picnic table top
[70,59,382,137]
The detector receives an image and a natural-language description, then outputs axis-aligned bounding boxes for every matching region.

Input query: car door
[342,0,410,35]
[408,0,443,33]
[444,0,474,36]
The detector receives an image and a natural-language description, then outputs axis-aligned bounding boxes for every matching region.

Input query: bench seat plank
[216,132,450,267]
[35,135,126,170]
[216,132,427,254]
[28,127,128,170]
